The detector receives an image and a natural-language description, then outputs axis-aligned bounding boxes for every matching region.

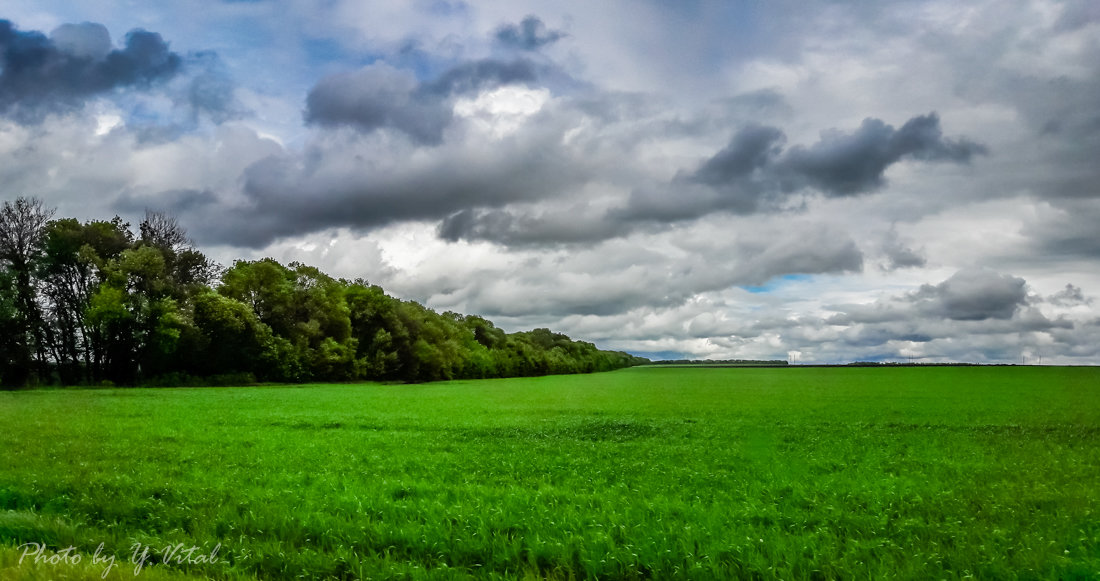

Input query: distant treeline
[649,359,790,366]
[0,198,647,387]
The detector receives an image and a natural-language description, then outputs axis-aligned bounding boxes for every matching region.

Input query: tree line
[0,197,647,387]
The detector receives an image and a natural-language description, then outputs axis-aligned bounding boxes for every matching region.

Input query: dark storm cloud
[910,269,1029,321]
[693,124,786,187]
[615,124,791,220]
[610,113,987,227]
[438,208,634,246]
[0,19,182,122]
[694,113,985,198]
[494,16,566,51]
[780,114,987,196]
[189,131,593,248]
[304,63,451,145]
[304,58,540,145]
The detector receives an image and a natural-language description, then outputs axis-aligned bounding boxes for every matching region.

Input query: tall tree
[139,210,219,299]
[0,197,54,384]
[0,268,22,386]
[38,217,133,383]
[87,244,189,384]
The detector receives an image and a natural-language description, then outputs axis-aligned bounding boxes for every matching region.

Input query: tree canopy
[0,198,646,387]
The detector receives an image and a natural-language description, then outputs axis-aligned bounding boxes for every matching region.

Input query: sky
[2,0,1099,364]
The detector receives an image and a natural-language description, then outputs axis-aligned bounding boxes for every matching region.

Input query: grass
[0,366,1098,580]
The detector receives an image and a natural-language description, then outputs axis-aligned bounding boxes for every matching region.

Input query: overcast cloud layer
[2,0,1098,363]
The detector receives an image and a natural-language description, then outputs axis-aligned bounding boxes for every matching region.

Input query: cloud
[693,124,786,187]
[400,220,867,320]
[606,113,986,231]
[780,114,988,196]
[494,16,566,51]
[826,268,1034,325]
[304,62,451,144]
[763,268,1093,363]
[187,125,593,248]
[729,227,864,286]
[1048,284,1093,307]
[49,22,111,59]
[0,19,182,122]
[909,268,1029,321]
[1048,318,1100,360]
[350,108,985,250]
[1052,0,1100,31]
[116,188,220,215]
[420,59,539,95]
[611,123,790,221]
[530,264,1079,364]
[304,58,541,145]
[184,51,247,124]
[1026,201,1100,259]
[881,228,926,270]
[438,206,634,246]
[695,113,985,198]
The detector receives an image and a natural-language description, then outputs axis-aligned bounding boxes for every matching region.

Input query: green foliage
[36,216,134,384]
[213,259,640,384]
[183,290,274,378]
[85,284,131,326]
[0,367,1097,579]
[1,204,639,387]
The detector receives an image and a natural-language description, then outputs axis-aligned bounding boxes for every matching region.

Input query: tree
[38,217,132,383]
[138,210,219,299]
[0,268,22,386]
[0,197,55,384]
[345,281,403,377]
[219,259,357,381]
[184,290,276,378]
[139,210,188,251]
[87,245,182,384]
[85,283,135,384]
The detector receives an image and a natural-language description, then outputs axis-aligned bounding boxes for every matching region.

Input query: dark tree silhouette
[0,197,54,384]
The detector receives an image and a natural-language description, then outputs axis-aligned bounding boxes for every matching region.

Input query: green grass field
[1,367,1098,580]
